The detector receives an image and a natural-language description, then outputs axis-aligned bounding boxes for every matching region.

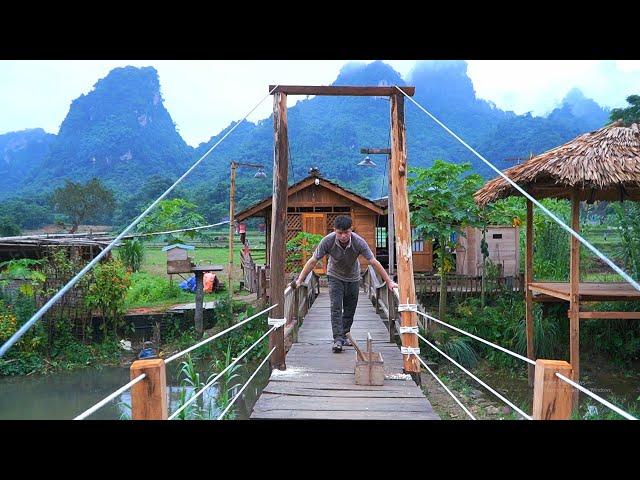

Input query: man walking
[294,215,397,353]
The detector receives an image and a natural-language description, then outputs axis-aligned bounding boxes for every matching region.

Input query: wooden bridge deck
[251,289,439,420]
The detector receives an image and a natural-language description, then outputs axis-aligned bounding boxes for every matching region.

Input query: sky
[1,60,639,147]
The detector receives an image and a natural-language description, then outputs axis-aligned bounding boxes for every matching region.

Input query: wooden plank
[268,85,415,97]
[262,385,424,398]
[251,410,439,420]
[579,311,640,319]
[533,360,573,420]
[269,91,288,369]
[266,380,418,391]
[390,92,419,374]
[130,359,167,420]
[253,394,431,412]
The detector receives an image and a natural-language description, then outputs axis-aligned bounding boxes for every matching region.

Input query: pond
[0,357,271,420]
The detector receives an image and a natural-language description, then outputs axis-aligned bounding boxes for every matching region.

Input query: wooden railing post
[532,360,573,420]
[130,359,167,420]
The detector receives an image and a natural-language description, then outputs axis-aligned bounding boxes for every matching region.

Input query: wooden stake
[532,359,573,420]
[269,91,288,370]
[130,359,167,420]
[390,93,419,375]
[229,161,237,316]
[525,199,535,386]
[569,189,581,406]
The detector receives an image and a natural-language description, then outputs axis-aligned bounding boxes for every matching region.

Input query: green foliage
[210,342,244,420]
[423,327,479,369]
[117,238,144,272]
[532,199,571,280]
[0,215,21,236]
[85,259,131,336]
[136,198,205,244]
[174,354,207,420]
[125,272,183,308]
[610,202,640,280]
[286,231,324,271]
[0,197,53,229]
[0,259,46,297]
[50,177,116,232]
[609,94,640,126]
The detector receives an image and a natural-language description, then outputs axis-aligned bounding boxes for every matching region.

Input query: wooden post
[130,359,167,420]
[390,93,420,376]
[194,271,204,337]
[269,91,288,370]
[228,161,237,315]
[532,359,573,420]
[569,189,580,406]
[525,199,535,386]
[388,155,395,276]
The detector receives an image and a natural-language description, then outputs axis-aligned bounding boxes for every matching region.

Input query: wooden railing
[362,265,399,342]
[414,273,524,296]
[283,271,320,351]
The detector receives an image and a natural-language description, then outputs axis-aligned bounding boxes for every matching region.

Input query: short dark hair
[334,215,352,230]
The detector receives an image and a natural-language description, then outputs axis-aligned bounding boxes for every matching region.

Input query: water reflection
[0,359,271,420]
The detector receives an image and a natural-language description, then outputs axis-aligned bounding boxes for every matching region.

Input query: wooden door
[303,213,326,274]
[411,227,433,272]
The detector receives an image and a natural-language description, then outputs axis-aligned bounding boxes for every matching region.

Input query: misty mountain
[0,128,55,194]
[1,61,612,206]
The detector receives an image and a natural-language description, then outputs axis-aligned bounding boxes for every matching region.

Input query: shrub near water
[125,272,183,307]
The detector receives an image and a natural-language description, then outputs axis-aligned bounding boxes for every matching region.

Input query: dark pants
[327,275,360,341]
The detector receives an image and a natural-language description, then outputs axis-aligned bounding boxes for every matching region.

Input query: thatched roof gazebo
[474,120,640,391]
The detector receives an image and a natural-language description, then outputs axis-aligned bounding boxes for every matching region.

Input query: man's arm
[295,256,319,288]
[367,257,398,291]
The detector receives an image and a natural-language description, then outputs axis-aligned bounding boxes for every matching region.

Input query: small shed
[456,225,520,276]
[235,170,384,274]
[162,244,195,274]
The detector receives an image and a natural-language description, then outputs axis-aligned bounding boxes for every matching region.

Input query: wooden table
[191,265,224,336]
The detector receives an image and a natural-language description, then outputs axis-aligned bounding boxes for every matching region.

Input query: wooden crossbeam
[269,85,415,96]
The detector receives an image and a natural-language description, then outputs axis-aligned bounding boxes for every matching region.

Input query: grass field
[119,230,267,309]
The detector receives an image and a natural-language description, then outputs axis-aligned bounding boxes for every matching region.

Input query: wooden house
[235,170,384,274]
[456,225,520,276]
[162,243,195,274]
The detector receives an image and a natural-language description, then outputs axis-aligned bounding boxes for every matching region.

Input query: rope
[217,346,276,420]
[415,310,536,366]
[412,352,476,420]
[416,332,532,419]
[164,304,277,364]
[394,86,640,294]
[169,325,277,420]
[73,373,146,420]
[555,373,637,420]
[0,86,279,359]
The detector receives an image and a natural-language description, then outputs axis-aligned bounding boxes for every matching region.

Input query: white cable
[416,332,532,420]
[121,220,230,239]
[555,373,637,420]
[411,352,476,420]
[217,346,276,420]
[73,373,146,420]
[415,310,536,366]
[0,86,279,358]
[169,325,277,420]
[164,304,277,364]
[395,86,640,294]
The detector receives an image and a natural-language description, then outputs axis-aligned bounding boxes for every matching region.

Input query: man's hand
[295,278,303,289]
[387,280,398,291]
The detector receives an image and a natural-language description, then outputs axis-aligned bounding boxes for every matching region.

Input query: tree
[610,95,640,126]
[0,216,21,236]
[408,160,483,321]
[50,178,116,233]
[136,198,205,244]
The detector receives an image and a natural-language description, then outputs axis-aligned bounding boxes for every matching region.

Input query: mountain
[21,66,193,196]
[0,62,612,213]
[0,128,55,194]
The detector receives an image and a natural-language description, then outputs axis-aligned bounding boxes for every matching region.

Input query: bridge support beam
[390,93,420,376]
[130,359,167,420]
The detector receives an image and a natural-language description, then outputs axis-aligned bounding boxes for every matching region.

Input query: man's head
[334,215,352,244]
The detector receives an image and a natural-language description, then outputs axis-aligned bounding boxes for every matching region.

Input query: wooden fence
[414,273,524,296]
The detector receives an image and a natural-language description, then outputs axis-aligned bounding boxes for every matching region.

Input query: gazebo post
[525,199,535,386]
[569,188,581,407]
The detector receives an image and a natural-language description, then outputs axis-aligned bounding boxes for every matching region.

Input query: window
[411,228,424,252]
[376,227,387,248]
[492,233,503,239]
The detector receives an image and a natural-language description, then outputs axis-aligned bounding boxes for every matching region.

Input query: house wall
[456,226,520,276]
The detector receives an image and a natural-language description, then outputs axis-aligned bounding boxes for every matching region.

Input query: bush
[85,259,131,336]
[117,238,144,272]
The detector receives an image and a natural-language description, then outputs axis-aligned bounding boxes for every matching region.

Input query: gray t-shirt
[312,232,374,282]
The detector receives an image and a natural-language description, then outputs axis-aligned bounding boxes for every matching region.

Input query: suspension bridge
[1,85,638,421]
